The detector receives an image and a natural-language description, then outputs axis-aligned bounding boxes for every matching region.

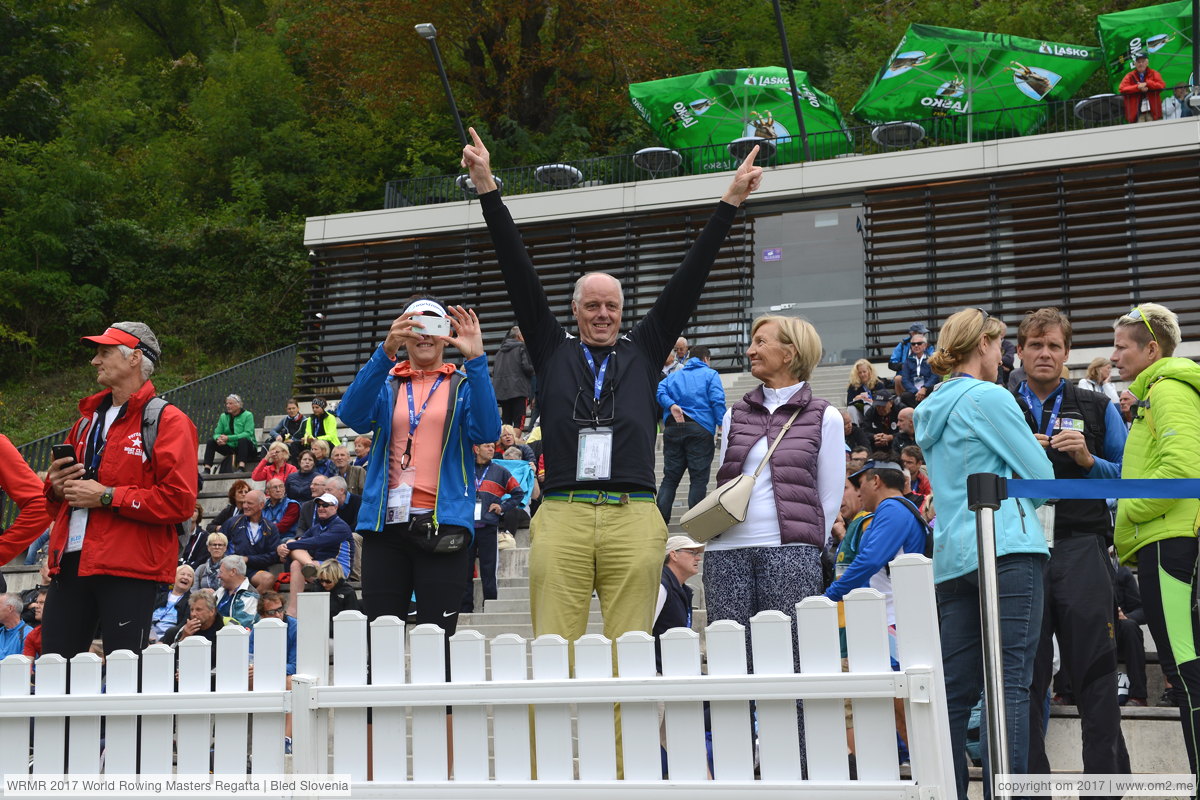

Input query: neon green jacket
[301,412,341,449]
[213,409,255,445]
[1115,356,1200,565]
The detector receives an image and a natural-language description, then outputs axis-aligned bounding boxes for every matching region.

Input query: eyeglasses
[261,605,284,616]
[318,578,335,586]
[1127,306,1159,345]
[910,339,927,347]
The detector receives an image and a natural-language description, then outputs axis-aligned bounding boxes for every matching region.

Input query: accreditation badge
[576,427,613,481]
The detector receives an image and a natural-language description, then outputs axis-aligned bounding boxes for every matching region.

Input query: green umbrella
[628,67,852,171]
[1096,0,1195,92]
[852,24,1101,142]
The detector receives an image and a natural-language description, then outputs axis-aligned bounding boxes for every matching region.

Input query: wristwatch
[100,487,114,508]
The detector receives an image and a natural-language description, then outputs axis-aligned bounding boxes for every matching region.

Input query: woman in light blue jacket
[914,308,1053,799]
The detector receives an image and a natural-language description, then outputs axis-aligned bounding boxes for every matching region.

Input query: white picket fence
[0,554,954,799]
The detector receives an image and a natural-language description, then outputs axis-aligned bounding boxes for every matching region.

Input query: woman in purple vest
[705,315,847,748]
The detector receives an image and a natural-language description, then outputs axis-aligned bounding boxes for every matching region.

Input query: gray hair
[176,564,195,580]
[191,588,217,610]
[326,476,348,495]
[0,594,23,616]
[225,394,243,407]
[331,445,349,456]
[220,555,247,577]
[110,321,159,380]
[571,272,624,306]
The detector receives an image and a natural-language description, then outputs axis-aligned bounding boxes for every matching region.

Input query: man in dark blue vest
[652,535,704,673]
[1014,308,1130,787]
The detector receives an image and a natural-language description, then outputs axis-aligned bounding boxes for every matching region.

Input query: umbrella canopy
[629,67,852,171]
[852,24,1101,141]
[1096,0,1195,92]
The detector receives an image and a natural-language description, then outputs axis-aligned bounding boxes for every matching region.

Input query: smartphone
[52,444,75,464]
[416,316,452,337]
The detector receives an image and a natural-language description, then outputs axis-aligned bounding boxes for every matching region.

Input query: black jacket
[652,566,694,673]
[492,337,534,401]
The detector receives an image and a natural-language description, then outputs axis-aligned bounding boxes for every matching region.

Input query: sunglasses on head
[1127,306,1159,344]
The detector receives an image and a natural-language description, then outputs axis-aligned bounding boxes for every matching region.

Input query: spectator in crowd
[705,315,843,755]
[653,535,704,672]
[1119,53,1166,123]
[264,397,306,461]
[495,446,538,536]
[1163,84,1196,119]
[497,425,534,462]
[203,394,256,475]
[1111,302,1200,781]
[44,321,199,657]
[352,435,372,468]
[898,445,932,497]
[914,307,1054,797]
[250,591,297,676]
[294,474,329,537]
[847,445,870,474]
[300,397,341,452]
[462,125,762,693]
[1012,308,1130,779]
[21,588,47,659]
[1077,357,1121,405]
[888,323,930,375]
[224,490,281,593]
[1006,364,1027,392]
[17,562,49,628]
[252,442,297,483]
[314,559,361,630]
[280,492,353,617]
[461,442,524,614]
[0,594,31,658]
[1112,557,1148,706]
[864,390,900,455]
[841,409,871,454]
[262,478,300,539]
[492,325,534,430]
[655,344,726,523]
[285,450,319,502]
[337,298,500,651]
[309,438,337,478]
[178,503,206,568]
[214,555,259,628]
[208,479,251,533]
[0,436,53,579]
[899,329,939,407]
[150,564,194,642]
[894,407,918,452]
[162,588,223,649]
[331,445,366,496]
[846,359,888,424]
[663,337,691,378]
[195,532,228,591]
[324,475,360,579]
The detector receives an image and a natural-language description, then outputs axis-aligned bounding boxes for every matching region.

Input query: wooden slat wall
[300,208,754,397]
[864,154,1200,358]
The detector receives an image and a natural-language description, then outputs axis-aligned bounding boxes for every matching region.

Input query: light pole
[770,0,811,161]
[414,23,469,147]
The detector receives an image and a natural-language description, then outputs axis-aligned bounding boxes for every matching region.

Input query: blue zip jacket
[656,358,727,434]
[337,345,502,533]
[914,377,1053,583]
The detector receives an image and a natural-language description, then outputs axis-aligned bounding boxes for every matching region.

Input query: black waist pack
[405,513,469,554]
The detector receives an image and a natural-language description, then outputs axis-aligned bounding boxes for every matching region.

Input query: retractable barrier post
[967,472,1010,787]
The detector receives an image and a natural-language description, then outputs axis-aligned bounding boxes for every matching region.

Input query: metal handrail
[383,95,1128,209]
[0,345,297,529]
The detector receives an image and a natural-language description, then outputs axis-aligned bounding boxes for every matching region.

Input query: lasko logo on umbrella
[1007,62,1061,100]
[1037,43,1094,58]
[743,74,794,86]
[884,51,937,79]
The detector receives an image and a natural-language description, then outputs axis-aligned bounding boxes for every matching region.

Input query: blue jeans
[656,420,715,522]
[937,552,1045,800]
[24,529,51,565]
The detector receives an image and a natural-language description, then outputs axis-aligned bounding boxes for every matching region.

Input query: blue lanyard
[580,344,612,402]
[406,374,446,436]
[1019,382,1065,436]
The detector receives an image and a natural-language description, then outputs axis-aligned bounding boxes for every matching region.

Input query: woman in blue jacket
[914,308,1053,799]
[337,299,501,642]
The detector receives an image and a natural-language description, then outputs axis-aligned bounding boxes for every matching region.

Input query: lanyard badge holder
[386,375,444,525]
[577,345,613,482]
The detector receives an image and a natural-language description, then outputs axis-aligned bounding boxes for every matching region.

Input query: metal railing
[1,345,297,528]
[384,96,1128,209]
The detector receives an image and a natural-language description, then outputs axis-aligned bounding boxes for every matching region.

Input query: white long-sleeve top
[706,382,845,551]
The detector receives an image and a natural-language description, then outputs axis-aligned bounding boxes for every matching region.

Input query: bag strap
[751,406,804,479]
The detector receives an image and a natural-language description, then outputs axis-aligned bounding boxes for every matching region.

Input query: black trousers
[498,397,527,431]
[462,525,498,613]
[1027,534,1130,785]
[42,551,158,657]
[1115,616,1148,700]
[360,522,471,633]
[204,437,257,469]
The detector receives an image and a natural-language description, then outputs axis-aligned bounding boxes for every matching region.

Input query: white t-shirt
[706,382,844,551]
[67,404,123,553]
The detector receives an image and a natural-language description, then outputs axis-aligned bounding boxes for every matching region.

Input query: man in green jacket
[1111,302,1200,782]
[204,393,257,474]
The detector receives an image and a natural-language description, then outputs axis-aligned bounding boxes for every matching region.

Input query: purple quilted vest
[716,383,828,547]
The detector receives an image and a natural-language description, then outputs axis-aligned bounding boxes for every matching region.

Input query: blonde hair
[1085,357,1111,384]
[310,439,331,459]
[267,441,290,460]
[1113,303,1180,357]
[316,559,345,585]
[500,424,522,442]
[206,531,228,547]
[751,316,823,382]
[848,358,878,389]
[928,308,1006,375]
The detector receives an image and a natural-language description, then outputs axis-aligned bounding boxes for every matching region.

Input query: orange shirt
[389,362,457,510]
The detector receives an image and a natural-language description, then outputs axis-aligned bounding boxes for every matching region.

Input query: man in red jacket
[44,322,199,657]
[1119,53,1166,123]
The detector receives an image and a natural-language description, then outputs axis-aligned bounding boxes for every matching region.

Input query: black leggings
[41,551,159,657]
[498,397,526,431]
[360,522,471,633]
[1137,537,1200,780]
[204,437,257,468]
